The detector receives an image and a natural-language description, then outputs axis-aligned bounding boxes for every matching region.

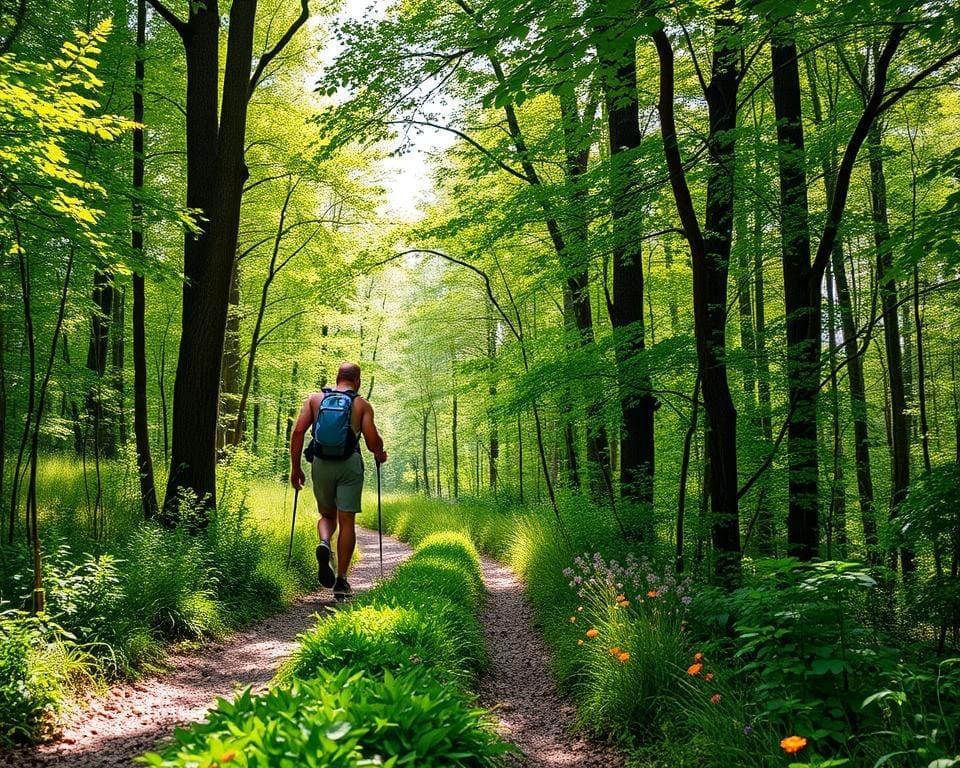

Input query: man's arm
[360,400,387,464]
[289,396,313,489]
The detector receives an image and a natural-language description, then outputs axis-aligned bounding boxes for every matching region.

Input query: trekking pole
[286,487,300,568]
[376,460,383,579]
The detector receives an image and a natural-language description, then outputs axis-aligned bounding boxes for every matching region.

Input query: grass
[141,528,510,767]
[359,494,796,766]
[0,451,320,743]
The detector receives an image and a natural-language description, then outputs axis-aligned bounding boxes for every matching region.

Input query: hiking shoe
[333,576,352,600]
[316,542,335,588]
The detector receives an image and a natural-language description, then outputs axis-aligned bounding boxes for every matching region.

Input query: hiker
[289,362,388,599]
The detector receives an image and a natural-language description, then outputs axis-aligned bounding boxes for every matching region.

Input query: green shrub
[692,559,897,747]
[290,599,481,686]
[122,524,226,640]
[43,546,133,673]
[858,658,960,767]
[140,666,509,768]
[0,611,74,746]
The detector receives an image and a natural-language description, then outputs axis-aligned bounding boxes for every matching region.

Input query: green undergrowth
[140,529,511,768]
[362,494,960,768]
[0,451,318,746]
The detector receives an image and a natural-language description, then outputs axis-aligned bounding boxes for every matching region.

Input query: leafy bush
[691,559,898,747]
[859,658,960,767]
[894,463,960,648]
[42,546,131,671]
[140,667,509,768]
[291,598,482,686]
[0,610,76,746]
[122,524,226,640]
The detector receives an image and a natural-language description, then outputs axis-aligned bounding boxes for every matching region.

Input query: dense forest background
[4,0,960,763]
[2,0,960,631]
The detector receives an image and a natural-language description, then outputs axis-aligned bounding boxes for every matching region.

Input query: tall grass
[142,529,510,768]
[363,494,789,766]
[0,451,319,743]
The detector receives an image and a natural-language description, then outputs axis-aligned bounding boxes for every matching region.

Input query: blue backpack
[307,388,358,461]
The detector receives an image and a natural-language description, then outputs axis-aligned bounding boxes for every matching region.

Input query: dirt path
[1,528,413,768]
[477,556,624,768]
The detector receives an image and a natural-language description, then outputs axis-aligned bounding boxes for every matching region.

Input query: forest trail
[477,556,624,768]
[1,528,413,768]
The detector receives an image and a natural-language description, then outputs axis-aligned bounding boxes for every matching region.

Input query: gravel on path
[477,556,624,768]
[1,527,413,768]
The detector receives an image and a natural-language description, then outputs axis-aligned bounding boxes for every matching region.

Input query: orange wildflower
[618,600,631,608]
[687,662,703,676]
[586,628,599,638]
[615,594,626,602]
[694,652,703,661]
[705,672,714,682]
[780,736,808,754]
[710,694,721,704]
[220,752,237,764]
[617,652,630,663]
[609,646,622,656]
[646,590,658,598]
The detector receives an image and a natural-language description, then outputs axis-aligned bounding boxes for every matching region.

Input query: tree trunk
[772,26,819,560]
[219,265,242,451]
[868,120,913,574]
[558,87,612,496]
[914,276,931,473]
[112,287,126,448]
[653,8,742,585]
[132,0,158,519]
[433,405,441,498]
[252,365,260,452]
[676,375,701,573]
[805,52,879,561]
[598,11,657,541]
[516,411,522,504]
[85,267,115,458]
[153,0,308,518]
[452,393,459,499]
[751,101,775,556]
[826,263,847,557]
[422,409,431,497]
[952,347,960,464]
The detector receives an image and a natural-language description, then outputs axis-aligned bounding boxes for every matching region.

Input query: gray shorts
[311,452,363,513]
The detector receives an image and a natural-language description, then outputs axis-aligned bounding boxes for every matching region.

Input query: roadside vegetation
[139,530,509,768]
[367,493,960,768]
[0,453,316,746]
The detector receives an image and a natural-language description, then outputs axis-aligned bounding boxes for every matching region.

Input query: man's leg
[335,510,356,577]
[318,508,338,544]
[315,508,337,588]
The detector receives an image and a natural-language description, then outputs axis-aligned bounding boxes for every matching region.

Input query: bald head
[336,362,361,386]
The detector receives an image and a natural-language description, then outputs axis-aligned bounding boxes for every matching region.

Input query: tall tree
[146,0,310,518]
[132,0,158,519]
[597,1,657,541]
[770,17,818,560]
[653,4,743,583]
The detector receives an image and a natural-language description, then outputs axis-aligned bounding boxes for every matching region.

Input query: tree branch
[145,0,187,37]
[249,0,310,96]
[386,119,530,183]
